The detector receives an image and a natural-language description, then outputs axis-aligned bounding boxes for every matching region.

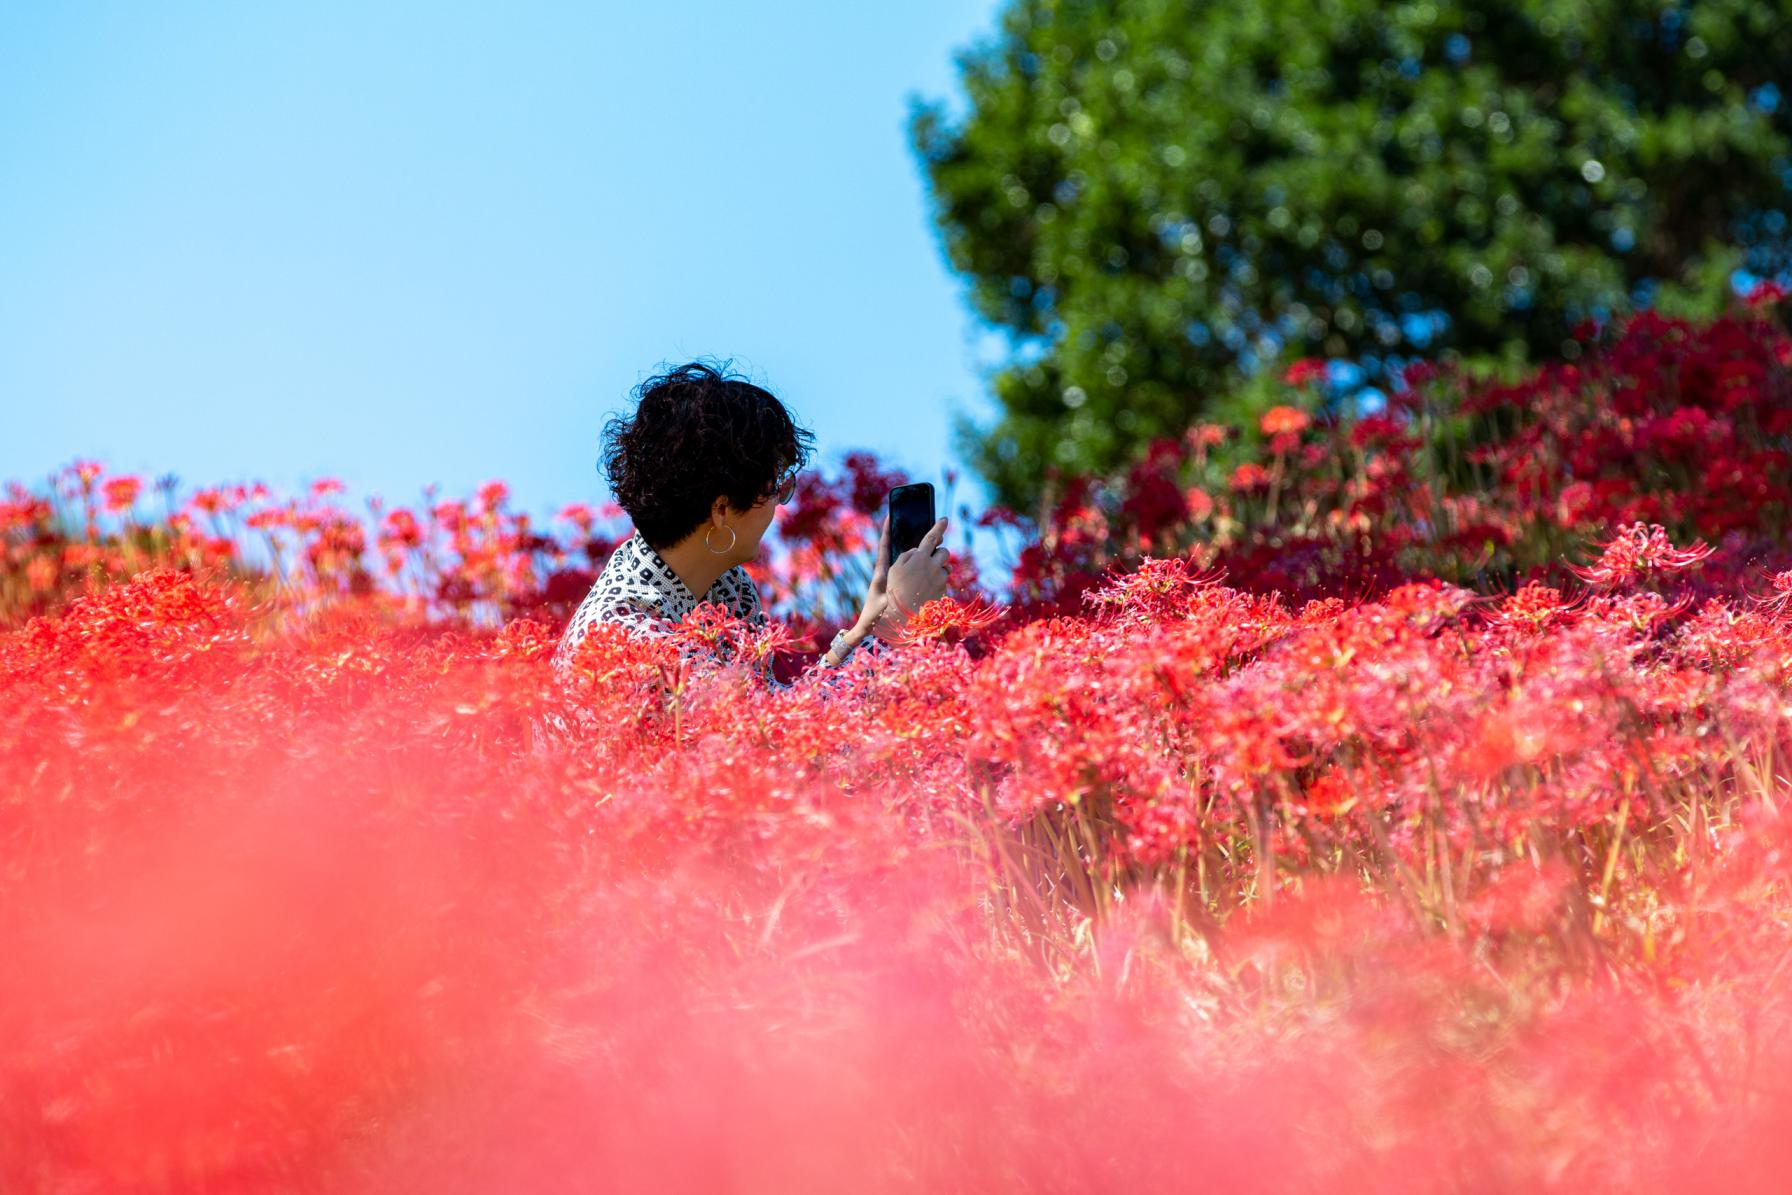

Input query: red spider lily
[556,502,596,533]
[1744,279,1788,308]
[100,476,142,514]
[1284,358,1327,386]
[734,616,812,669]
[432,499,466,534]
[0,489,51,533]
[1486,582,1583,634]
[25,556,57,592]
[188,487,231,515]
[1230,462,1271,491]
[1081,556,1225,630]
[893,595,1005,645]
[477,480,510,512]
[1568,523,1714,588]
[1379,579,1476,629]
[1585,590,1695,635]
[1674,600,1783,671]
[1752,569,1792,615]
[1186,422,1229,449]
[1259,405,1310,438]
[666,601,761,662]
[379,508,424,551]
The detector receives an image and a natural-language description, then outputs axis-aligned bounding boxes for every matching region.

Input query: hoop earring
[704,524,737,555]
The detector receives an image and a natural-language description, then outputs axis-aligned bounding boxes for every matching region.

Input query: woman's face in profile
[736,490,779,557]
[730,465,795,559]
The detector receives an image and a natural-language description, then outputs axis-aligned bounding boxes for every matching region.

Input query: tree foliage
[912,0,1792,508]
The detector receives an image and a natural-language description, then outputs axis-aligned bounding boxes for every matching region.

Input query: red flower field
[5,302,1792,1192]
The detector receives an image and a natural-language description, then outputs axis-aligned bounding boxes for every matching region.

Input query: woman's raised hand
[874,515,950,642]
[859,512,894,618]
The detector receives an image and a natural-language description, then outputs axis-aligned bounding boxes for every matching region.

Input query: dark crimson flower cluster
[1003,300,1792,614]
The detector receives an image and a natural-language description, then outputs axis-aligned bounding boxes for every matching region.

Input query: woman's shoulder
[554,538,677,661]
[582,538,668,605]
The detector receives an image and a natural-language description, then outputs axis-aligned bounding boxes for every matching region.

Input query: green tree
[912,0,1792,509]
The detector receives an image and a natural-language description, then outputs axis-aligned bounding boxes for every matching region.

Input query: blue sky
[0,1,1007,523]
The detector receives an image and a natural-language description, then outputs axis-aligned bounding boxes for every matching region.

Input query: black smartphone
[886,482,936,568]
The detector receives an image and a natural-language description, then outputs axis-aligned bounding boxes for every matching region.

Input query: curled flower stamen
[1568,523,1713,589]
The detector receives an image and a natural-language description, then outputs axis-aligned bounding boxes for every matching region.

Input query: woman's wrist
[821,613,877,666]
[853,596,889,639]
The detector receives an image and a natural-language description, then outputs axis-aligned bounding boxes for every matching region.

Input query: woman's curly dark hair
[601,361,815,548]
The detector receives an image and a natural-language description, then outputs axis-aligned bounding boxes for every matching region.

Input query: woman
[554,361,951,676]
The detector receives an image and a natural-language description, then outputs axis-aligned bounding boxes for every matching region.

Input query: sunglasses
[772,465,801,506]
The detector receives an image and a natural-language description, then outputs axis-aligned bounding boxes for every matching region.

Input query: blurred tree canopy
[911,0,1792,509]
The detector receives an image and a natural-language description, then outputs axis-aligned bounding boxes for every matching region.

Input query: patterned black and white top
[552,531,885,678]
[555,532,762,663]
